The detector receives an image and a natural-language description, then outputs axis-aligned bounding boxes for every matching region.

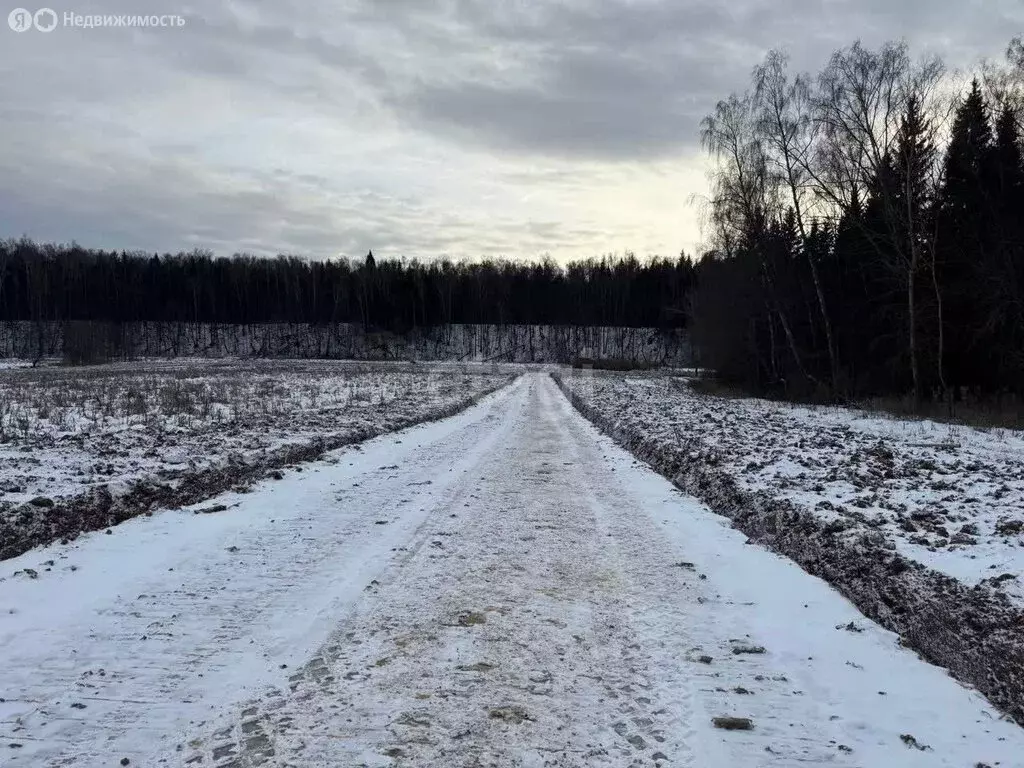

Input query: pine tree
[990,103,1024,388]
[893,96,936,250]
[832,187,878,391]
[887,96,937,401]
[993,103,1024,214]
[937,80,996,391]
[944,81,994,193]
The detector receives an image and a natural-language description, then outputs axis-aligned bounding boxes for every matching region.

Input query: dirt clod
[456,611,487,626]
[900,733,931,751]
[732,645,766,655]
[836,621,864,633]
[713,716,753,730]
[196,504,228,515]
[488,705,531,724]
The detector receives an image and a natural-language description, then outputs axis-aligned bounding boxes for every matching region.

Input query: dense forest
[0,242,694,331]
[693,37,1024,403]
[2,37,1023,406]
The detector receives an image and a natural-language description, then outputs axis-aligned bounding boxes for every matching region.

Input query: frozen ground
[0,360,511,508]
[1,373,1019,767]
[560,372,1024,609]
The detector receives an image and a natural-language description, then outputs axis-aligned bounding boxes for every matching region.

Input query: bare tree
[982,37,1024,131]
[812,41,915,206]
[753,50,841,395]
[811,41,945,403]
[701,93,775,245]
[701,94,817,387]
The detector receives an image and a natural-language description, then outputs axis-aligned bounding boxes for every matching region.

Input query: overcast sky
[1,0,1020,262]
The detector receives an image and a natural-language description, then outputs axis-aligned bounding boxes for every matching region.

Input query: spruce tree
[887,96,937,401]
[937,81,995,391]
[832,187,878,391]
[990,103,1024,388]
[993,103,1024,214]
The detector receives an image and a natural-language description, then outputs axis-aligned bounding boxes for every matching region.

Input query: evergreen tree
[989,103,1024,388]
[993,103,1024,214]
[868,97,937,400]
[892,95,937,256]
[937,80,996,391]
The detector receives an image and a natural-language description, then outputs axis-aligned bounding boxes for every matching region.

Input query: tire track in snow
[0,378,526,767]
[173,378,835,766]
[4,373,1023,768]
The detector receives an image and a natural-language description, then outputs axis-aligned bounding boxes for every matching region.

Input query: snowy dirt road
[2,373,1021,768]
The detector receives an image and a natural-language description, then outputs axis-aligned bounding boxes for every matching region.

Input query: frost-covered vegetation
[0,360,513,558]
[557,369,1024,724]
[561,371,1024,605]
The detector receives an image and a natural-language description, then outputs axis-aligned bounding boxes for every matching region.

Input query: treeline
[692,37,1024,402]
[0,241,695,331]
[0,321,690,365]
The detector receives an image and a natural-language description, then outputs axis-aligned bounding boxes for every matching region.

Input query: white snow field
[1,373,1021,767]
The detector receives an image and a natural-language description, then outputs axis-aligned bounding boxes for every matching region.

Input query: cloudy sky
[1,0,1020,262]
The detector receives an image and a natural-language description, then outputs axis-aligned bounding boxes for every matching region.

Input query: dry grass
[0,361,430,442]
[686,376,1024,431]
[570,357,659,371]
[683,377,753,400]
[861,393,1024,431]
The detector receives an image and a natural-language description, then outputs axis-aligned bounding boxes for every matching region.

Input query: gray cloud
[378,0,1023,160]
[0,0,1019,259]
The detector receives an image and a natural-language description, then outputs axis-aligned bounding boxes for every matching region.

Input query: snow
[559,371,1024,609]
[0,359,512,507]
[0,379,518,765]
[1,373,1019,766]
[0,360,512,561]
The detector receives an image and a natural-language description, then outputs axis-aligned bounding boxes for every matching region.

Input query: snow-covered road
[1,373,1021,767]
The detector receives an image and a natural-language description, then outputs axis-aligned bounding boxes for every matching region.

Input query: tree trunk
[787,176,841,397]
[909,257,921,407]
[929,241,949,413]
[762,265,818,389]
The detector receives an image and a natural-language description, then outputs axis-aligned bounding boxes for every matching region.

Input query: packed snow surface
[1,373,1020,767]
